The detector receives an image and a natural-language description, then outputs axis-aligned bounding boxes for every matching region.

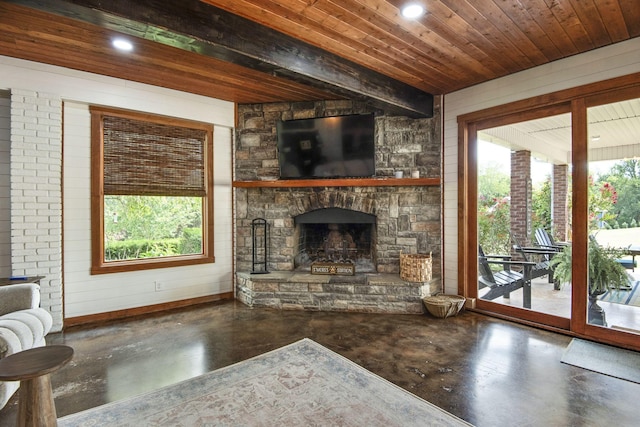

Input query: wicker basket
[400,252,432,282]
[422,294,466,318]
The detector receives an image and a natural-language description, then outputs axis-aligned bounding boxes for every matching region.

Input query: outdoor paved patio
[484,273,640,332]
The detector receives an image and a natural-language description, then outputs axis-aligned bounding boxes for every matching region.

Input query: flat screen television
[276,113,375,179]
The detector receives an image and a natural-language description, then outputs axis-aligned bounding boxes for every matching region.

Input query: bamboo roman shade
[102,115,207,197]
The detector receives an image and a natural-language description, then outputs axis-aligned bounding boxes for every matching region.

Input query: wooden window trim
[90,106,215,274]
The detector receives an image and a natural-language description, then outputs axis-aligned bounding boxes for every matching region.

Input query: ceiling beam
[7,0,434,118]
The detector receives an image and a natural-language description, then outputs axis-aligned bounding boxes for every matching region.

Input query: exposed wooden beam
[0,3,337,104]
[7,0,434,117]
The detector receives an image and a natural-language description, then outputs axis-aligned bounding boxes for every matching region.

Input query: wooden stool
[0,345,74,427]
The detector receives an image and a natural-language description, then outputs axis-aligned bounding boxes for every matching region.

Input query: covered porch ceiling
[479,98,640,166]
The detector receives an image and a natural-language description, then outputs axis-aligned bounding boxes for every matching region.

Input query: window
[90,106,214,274]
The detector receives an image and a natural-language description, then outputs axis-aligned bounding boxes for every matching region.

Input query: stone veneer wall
[235,100,440,181]
[235,100,442,284]
[235,185,440,274]
[236,271,436,313]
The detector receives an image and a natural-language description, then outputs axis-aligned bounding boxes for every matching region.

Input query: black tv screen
[276,113,375,179]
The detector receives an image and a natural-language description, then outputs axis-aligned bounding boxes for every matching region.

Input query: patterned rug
[598,281,640,307]
[58,338,472,426]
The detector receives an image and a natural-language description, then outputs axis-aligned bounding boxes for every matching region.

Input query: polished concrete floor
[1,300,638,426]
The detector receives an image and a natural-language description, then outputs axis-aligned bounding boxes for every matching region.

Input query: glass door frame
[457,72,640,351]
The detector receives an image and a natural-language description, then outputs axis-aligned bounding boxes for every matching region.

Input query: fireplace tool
[251,218,269,274]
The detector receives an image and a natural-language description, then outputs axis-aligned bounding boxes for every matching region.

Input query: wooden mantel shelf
[232,177,440,188]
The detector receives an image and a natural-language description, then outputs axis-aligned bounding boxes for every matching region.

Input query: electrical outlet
[154,281,163,291]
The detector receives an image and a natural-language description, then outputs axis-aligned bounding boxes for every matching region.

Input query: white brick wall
[0,92,10,276]
[10,89,63,331]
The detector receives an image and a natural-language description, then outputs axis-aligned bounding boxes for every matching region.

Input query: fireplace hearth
[236,271,438,314]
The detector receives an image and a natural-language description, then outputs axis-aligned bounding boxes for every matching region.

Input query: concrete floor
[0,300,638,426]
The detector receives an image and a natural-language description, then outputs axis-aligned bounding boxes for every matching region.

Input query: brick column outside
[511,150,532,246]
[552,164,569,242]
[10,89,63,331]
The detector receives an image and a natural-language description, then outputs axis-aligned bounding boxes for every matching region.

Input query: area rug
[561,338,640,384]
[598,281,640,307]
[58,338,472,426]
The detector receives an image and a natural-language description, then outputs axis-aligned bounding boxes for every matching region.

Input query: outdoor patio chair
[511,233,561,290]
[478,246,534,309]
[534,228,570,251]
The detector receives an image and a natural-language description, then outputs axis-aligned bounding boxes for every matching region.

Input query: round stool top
[0,345,74,381]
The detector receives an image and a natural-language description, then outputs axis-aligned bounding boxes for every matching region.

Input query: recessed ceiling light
[112,38,133,52]
[591,135,601,142]
[401,4,425,19]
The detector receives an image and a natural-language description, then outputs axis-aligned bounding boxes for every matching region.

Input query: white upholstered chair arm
[0,284,40,316]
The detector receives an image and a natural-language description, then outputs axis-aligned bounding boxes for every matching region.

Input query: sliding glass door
[474,109,572,329]
[459,74,640,350]
[586,97,640,335]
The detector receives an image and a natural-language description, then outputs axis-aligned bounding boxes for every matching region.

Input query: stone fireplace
[234,185,441,313]
[233,99,442,314]
[235,186,439,274]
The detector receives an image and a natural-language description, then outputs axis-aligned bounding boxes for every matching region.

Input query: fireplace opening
[293,208,376,273]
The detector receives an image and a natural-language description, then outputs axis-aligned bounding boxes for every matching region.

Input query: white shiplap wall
[0,56,235,324]
[442,37,640,294]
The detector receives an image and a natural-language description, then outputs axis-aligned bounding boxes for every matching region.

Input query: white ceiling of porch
[479,98,640,166]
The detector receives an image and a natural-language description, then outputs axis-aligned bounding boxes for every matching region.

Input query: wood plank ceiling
[1,0,639,116]
[206,0,640,96]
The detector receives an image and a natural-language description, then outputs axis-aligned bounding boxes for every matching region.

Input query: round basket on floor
[422,294,466,318]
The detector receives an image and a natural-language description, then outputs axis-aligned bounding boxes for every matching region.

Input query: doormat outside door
[561,338,640,384]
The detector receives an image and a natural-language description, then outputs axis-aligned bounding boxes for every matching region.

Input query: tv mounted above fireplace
[276,113,375,179]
